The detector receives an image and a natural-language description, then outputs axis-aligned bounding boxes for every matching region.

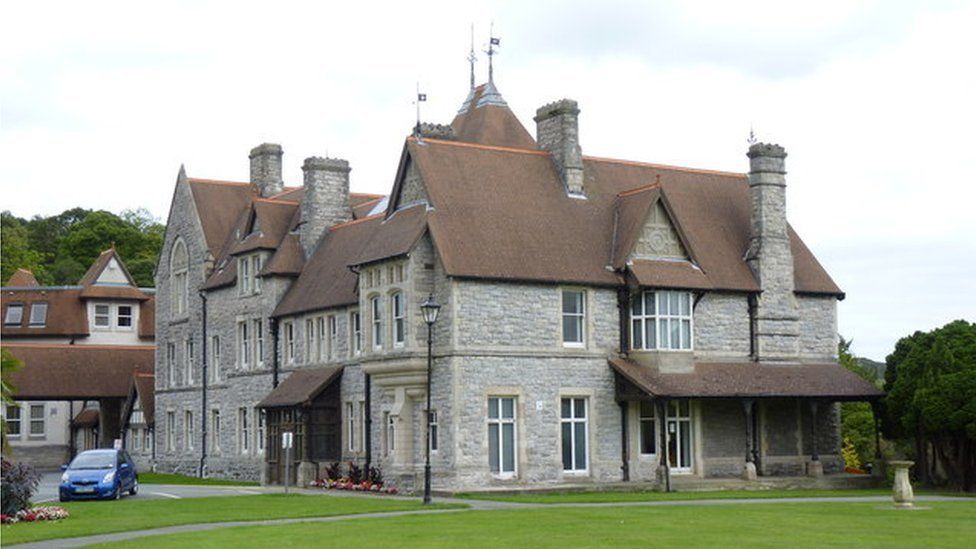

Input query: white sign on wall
[281,431,294,449]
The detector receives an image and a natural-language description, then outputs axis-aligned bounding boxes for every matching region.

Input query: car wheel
[59,494,69,503]
[113,484,122,500]
[129,480,138,496]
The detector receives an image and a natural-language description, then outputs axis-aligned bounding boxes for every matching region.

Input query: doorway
[667,400,693,473]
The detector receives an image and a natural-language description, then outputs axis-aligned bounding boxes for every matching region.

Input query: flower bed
[309,479,398,495]
[1,506,70,524]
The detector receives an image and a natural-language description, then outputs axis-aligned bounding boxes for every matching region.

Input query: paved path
[34,473,271,503]
[12,494,972,548]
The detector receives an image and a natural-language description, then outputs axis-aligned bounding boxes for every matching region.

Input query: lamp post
[420,294,441,505]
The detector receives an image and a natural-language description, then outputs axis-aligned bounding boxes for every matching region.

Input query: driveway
[34,472,269,503]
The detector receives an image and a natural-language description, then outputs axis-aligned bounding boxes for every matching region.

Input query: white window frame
[184,339,194,385]
[238,320,250,369]
[5,405,22,438]
[329,315,338,359]
[170,239,188,316]
[252,255,263,294]
[28,404,45,437]
[184,410,194,450]
[239,256,251,295]
[211,335,221,382]
[371,296,383,350]
[166,411,175,451]
[561,289,586,347]
[28,302,48,327]
[254,319,264,367]
[4,303,24,326]
[305,318,315,364]
[238,407,249,454]
[346,402,356,452]
[116,305,133,330]
[167,343,177,387]
[94,303,111,329]
[391,292,405,348]
[561,397,588,473]
[639,401,657,456]
[315,316,326,361]
[211,409,221,453]
[488,396,517,477]
[385,412,396,456]
[351,311,362,356]
[284,321,295,364]
[256,408,266,455]
[143,428,151,452]
[631,290,694,351]
[429,410,439,453]
[357,401,365,452]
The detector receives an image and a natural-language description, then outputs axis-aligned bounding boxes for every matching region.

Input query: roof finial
[414,82,427,140]
[468,23,477,90]
[747,124,758,145]
[486,22,500,83]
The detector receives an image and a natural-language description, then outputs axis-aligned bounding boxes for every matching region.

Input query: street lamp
[420,294,440,505]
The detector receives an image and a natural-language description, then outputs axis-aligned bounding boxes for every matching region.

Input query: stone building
[2,250,156,469]
[153,76,881,490]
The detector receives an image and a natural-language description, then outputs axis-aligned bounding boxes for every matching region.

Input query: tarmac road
[34,472,268,503]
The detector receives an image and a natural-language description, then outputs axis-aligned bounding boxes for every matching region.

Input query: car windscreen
[69,453,116,470]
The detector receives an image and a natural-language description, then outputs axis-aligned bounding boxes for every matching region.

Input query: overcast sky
[2,1,974,360]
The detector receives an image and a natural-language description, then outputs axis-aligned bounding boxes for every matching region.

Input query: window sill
[562,342,586,349]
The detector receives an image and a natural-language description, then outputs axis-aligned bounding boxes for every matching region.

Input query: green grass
[138,472,259,486]
[94,501,976,548]
[2,494,460,545]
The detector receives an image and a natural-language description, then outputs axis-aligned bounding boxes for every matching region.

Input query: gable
[95,257,132,285]
[632,201,688,261]
[398,159,429,208]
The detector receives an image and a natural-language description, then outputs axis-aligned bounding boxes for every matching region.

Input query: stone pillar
[534,99,584,195]
[742,399,757,481]
[745,143,799,362]
[656,399,671,491]
[807,400,823,477]
[249,143,284,198]
[889,460,915,508]
[98,399,122,449]
[300,157,352,256]
[297,461,318,488]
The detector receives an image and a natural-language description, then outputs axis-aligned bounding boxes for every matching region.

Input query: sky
[2,0,974,360]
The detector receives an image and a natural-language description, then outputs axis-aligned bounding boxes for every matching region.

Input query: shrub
[1,459,40,515]
[347,461,363,484]
[842,437,863,472]
[324,462,341,481]
[368,466,383,485]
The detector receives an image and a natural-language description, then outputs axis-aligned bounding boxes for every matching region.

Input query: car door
[119,451,134,490]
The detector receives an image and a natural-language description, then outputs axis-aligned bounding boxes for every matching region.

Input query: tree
[0,213,45,284]
[1,349,22,455]
[838,337,880,470]
[883,320,976,491]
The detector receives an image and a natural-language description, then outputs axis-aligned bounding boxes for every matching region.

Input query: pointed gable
[6,269,39,288]
[78,248,149,300]
[450,82,536,150]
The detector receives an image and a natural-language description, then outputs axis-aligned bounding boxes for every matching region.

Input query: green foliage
[837,337,880,468]
[1,349,23,455]
[841,437,861,470]
[0,208,163,287]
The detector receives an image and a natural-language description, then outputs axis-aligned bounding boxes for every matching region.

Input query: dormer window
[238,253,263,296]
[28,303,47,327]
[5,303,24,326]
[631,290,693,351]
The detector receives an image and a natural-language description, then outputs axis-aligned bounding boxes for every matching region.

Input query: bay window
[631,290,693,351]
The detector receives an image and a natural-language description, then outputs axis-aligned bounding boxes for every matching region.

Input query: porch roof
[609,357,884,400]
[256,367,343,409]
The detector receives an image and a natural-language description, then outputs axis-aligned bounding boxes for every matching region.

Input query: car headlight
[61,472,70,483]
[102,471,116,483]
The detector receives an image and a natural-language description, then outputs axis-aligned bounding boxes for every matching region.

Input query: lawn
[94,501,976,548]
[138,472,260,486]
[2,494,459,545]
[455,488,897,504]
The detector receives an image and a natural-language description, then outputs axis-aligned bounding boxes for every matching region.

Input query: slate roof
[72,408,100,427]
[609,357,883,400]
[6,269,39,288]
[5,343,155,400]
[450,82,537,149]
[256,367,343,408]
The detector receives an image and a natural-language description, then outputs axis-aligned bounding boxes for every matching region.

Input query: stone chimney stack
[745,143,799,362]
[534,99,584,195]
[249,143,284,197]
[300,157,352,256]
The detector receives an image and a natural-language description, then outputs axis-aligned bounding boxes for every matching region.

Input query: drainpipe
[364,373,372,472]
[198,291,208,478]
[747,294,758,361]
[619,401,629,481]
[617,286,630,355]
[270,317,280,388]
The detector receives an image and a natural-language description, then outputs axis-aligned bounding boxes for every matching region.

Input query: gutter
[198,291,208,478]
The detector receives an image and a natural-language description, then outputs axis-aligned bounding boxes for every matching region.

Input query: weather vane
[747,125,758,145]
[468,23,477,90]
[414,82,427,139]
[486,22,500,83]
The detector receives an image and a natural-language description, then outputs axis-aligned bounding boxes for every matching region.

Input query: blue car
[60,449,138,502]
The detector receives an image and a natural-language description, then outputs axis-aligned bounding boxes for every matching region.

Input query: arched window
[170,239,188,316]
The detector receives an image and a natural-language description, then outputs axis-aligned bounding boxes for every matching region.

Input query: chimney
[249,143,284,197]
[745,143,799,362]
[300,157,352,256]
[534,99,584,195]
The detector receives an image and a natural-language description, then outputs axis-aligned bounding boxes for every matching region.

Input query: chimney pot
[249,143,284,197]
[300,156,352,256]
[534,99,584,195]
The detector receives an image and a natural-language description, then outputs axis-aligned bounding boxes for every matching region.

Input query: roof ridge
[616,183,661,198]
[351,192,385,199]
[187,178,253,187]
[254,197,299,206]
[2,343,157,350]
[412,136,547,156]
[584,155,746,178]
[329,212,384,231]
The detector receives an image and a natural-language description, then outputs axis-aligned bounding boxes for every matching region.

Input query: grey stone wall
[797,296,838,360]
[534,99,584,195]
[398,160,428,207]
[249,143,283,198]
[693,292,751,360]
[300,157,352,256]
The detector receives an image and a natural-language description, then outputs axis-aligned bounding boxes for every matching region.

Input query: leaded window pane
[501,398,514,419]
[502,423,515,472]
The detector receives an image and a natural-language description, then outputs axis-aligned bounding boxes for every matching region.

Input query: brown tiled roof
[257,367,343,408]
[272,216,382,317]
[610,185,660,269]
[6,269,39,288]
[270,186,385,211]
[609,357,883,400]
[132,373,155,425]
[261,234,304,277]
[78,249,134,287]
[78,285,150,301]
[628,260,713,291]
[5,343,155,400]
[138,297,155,339]
[187,179,254,257]
[450,83,537,149]
[1,288,89,337]
[352,204,428,267]
[410,137,840,295]
[72,408,100,427]
[227,199,299,256]
[352,196,384,219]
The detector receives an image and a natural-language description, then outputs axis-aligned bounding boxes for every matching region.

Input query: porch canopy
[5,343,154,401]
[257,367,343,409]
[609,357,884,401]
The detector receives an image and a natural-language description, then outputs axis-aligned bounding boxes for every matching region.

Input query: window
[116,305,132,328]
[211,335,221,382]
[256,408,266,454]
[305,318,315,363]
[561,397,588,472]
[429,410,439,452]
[315,317,325,361]
[396,263,405,283]
[184,410,194,450]
[239,254,263,296]
[184,339,194,385]
[170,239,188,316]
[357,402,365,452]
[4,304,23,326]
[488,397,517,476]
[561,290,585,346]
[143,428,151,452]
[211,409,221,452]
[28,303,47,327]
[253,319,264,366]
[371,296,383,349]
[351,311,362,356]
[391,293,405,347]
[385,413,396,456]
[252,255,263,294]
[238,408,249,454]
[95,304,111,328]
[346,402,355,452]
[284,322,295,364]
[631,290,693,351]
[238,321,250,368]
[166,411,175,451]
[639,401,656,455]
[5,405,21,437]
[329,315,338,359]
[167,343,176,387]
